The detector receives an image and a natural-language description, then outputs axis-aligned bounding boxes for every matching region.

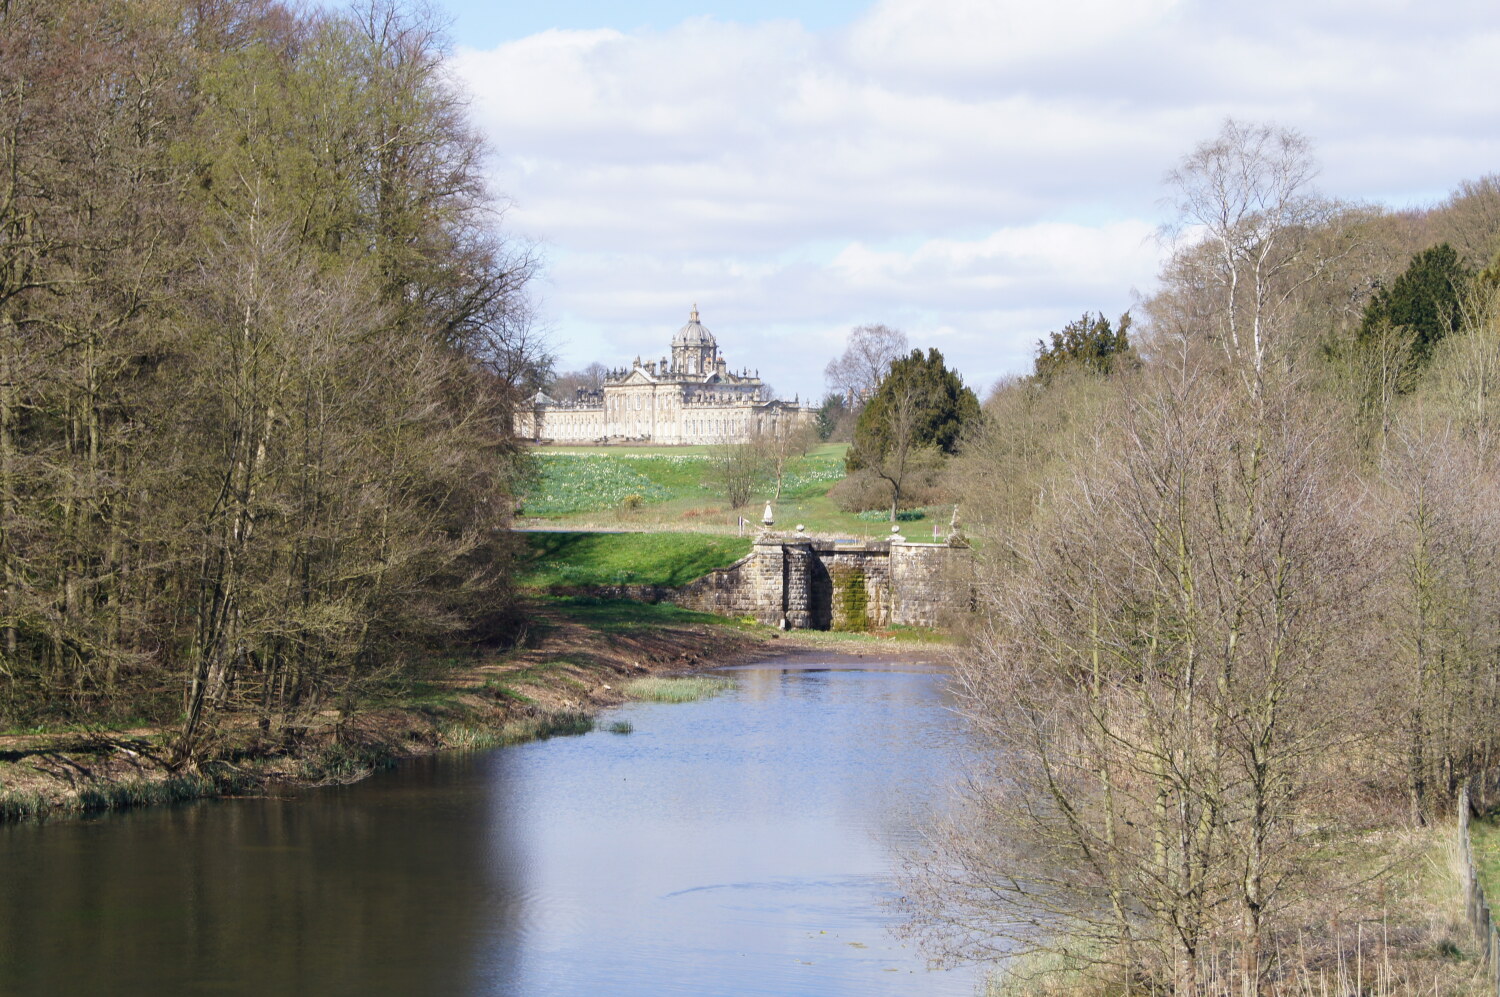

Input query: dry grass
[980,824,1486,997]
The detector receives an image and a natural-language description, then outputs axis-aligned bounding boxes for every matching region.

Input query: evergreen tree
[1033,312,1133,383]
[847,349,979,520]
[1359,242,1471,370]
[813,392,849,441]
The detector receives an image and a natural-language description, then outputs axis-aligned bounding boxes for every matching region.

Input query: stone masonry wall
[671,538,787,626]
[670,557,756,616]
[817,548,891,630]
[889,542,974,627]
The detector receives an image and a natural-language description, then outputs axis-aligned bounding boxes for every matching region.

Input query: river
[0,652,982,996]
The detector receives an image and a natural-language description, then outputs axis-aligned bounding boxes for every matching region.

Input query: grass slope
[518,443,916,538]
[517,531,752,589]
[534,595,761,632]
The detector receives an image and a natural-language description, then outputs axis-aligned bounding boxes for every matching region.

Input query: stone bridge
[672,533,973,631]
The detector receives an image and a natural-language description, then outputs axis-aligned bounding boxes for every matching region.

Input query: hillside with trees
[0,0,542,765]
[913,120,1500,994]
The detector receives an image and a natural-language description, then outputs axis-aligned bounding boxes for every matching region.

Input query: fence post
[1457,782,1500,997]
[1492,926,1499,988]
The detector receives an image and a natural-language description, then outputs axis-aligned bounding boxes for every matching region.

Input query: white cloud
[844,0,1182,78]
[542,219,1160,397]
[830,221,1160,301]
[450,0,1500,400]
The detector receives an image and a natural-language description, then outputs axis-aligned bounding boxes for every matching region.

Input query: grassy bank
[0,598,766,824]
[516,531,752,589]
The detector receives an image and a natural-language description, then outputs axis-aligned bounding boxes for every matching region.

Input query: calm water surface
[0,653,981,996]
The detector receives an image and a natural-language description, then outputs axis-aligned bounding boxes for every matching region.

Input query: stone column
[750,538,786,627]
[783,542,813,629]
[889,540,911,626]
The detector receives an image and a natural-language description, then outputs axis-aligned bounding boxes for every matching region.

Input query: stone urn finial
[762,502,775,528]
[947,504,968,547]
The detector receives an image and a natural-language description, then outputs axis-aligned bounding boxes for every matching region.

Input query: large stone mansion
[516,307,811,445]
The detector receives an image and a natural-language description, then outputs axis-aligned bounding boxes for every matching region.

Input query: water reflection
[0,754,518,996]
[0,653,978,996]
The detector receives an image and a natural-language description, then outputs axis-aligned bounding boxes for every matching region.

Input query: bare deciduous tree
[755,412,816,501]
[550,361,608,400]
[909,359,1371,996]
[707,439,769,510]
[824,323,907,403]
[860,381,939,522]
[914,122,1500,997]
[0,0,537,760]
[1437,174,1500,270]
[1164,120,1336,394]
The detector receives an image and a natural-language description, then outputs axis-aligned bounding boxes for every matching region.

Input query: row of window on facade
[543,413,748,435]
[604,395,657,413]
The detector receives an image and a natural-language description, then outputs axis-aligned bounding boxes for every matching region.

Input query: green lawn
[1471,817,1500,903]
[517,443,931,539]
[533,443,720,457]
[516,531,752,589]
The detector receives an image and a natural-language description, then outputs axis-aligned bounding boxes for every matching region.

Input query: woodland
[907,122,1500,995]
[10,2,1500,990]
[0,0,544,764]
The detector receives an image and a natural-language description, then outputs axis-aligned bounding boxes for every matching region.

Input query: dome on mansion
[672,304,716,347]
[515,305,810,445]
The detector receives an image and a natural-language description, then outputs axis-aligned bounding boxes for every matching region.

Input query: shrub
[829,465,951,513]
[855,507,927,522]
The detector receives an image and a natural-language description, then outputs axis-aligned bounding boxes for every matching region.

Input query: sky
[418,0,1500,401]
